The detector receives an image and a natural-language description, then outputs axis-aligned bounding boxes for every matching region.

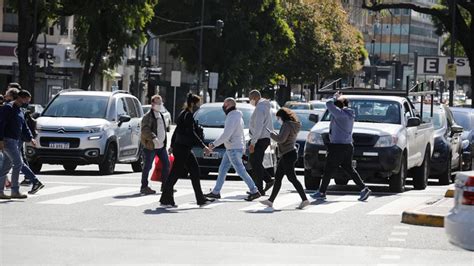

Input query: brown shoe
[10,192,27,199]
[0,192,11,200]
[140,187,156,195]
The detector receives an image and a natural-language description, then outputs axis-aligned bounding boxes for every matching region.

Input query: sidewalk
[402,185,455,227]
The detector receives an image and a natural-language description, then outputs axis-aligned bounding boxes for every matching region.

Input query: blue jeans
[141,147,170,189]
[0,138,38,193]
[212,149,258,194]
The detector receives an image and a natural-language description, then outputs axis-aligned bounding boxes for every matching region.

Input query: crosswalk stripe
[239,192,302,212]
[37,187,137,205]
[303,195,361,214]
[29,185,88,198]
[218,190,248,202]
[107,189,194,207]
[367,196,432,215]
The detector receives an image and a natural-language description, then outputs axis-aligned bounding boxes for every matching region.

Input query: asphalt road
[1,161,473,265]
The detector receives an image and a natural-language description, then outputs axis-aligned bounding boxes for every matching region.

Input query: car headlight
[84,126,104,133]
[374,135,398,147]
[307,132,324,145]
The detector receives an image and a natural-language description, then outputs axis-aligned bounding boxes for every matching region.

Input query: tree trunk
[17,0,32,94]
[80,53,102,90]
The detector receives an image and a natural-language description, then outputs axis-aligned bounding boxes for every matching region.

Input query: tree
[362,0,474,107]
[62,0,156,90]
[149,0,295,97]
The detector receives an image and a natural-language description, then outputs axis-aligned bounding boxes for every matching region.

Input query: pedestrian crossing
[1,184,446,216]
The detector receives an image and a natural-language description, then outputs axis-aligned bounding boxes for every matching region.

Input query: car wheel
[304,169,321,190]
[439,156,451,185]
[29,161,42,174]
[131,152,143,172]
[413,147,430,190]
[335,178,349,186]
[99,144,117,175]
[389,154,406,193]
[63,164,77,173]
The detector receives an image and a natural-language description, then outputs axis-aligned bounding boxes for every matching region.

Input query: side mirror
[309,114,319,123]
[118,115,131,126]
[407,117,421,127]
[451,124,464,135]
[32,113,40,119]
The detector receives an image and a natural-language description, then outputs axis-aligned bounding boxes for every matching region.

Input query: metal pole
[134,46,140,98]
[173,86,177,122]
[449,0,456,107]
[30,0,38,97]
[198,0,205,102]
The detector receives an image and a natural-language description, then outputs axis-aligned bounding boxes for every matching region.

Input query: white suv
[26,90,143,175]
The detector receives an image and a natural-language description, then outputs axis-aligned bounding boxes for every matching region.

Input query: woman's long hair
[184,93,201,110]
[276,107,299,122]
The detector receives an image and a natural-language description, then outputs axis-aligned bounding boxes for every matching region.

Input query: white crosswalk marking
[218,190,248,202]
[367,196,432,215]
[239,192,302,212]
[29,185,88,198]
[37,187,137,205]
[107,189,194,207]
[303,195,361,214]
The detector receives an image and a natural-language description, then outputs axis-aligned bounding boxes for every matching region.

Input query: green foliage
[149,0,295,96]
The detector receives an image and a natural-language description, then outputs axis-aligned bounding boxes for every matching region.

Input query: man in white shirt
[204,98,261,201]
[140,95,170,195]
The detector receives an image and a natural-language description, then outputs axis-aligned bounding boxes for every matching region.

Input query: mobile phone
[265,128,272,133]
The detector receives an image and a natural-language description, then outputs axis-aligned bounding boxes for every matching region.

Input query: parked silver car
[26,90,143,174]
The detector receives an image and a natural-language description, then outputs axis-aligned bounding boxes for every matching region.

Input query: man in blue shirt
[0,90,44,199]
[311,92,371,201]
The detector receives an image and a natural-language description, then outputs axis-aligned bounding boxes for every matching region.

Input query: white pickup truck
[304,94,434,192]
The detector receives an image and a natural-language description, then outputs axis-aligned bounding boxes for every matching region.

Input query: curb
[445,189,454,198]
[401,211,445,227]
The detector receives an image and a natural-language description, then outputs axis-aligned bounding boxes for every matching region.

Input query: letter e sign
[424,58,439,74]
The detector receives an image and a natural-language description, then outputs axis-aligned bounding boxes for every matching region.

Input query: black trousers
[249,138,273,193]
[320,144,366,194]
[160,144,206,205]
[268,150,307,202]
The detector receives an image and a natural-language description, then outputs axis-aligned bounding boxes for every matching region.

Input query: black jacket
[171,109,206,149]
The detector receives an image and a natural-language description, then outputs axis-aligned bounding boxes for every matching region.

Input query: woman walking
[260,108,310,210]
[159,93,214,207]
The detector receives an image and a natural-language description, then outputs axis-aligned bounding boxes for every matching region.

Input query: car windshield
[322,100,401,124]
[452,111,472,130]
[287,104,311,110]
[311,102,326,109]
[295,113,316,131]
[43,95,109,118]
[423,112,444,130]
[194,106,253,128]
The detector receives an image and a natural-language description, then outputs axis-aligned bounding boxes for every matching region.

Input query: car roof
[201,102,254,109]
[59,91,117,97]
[450,107,474,113]
[292,109,320,114]
[344,95,406,103]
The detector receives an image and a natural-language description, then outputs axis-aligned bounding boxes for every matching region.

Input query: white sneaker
[260,199,273,208]
[297,200,310,210]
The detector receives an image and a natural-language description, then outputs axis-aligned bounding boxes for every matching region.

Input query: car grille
[40,127,88,133]
[322,133,379,147]
[40,137,80,148]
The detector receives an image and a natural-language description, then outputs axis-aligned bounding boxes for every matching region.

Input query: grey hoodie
[326,98,355,144]
[270,120,301,157]
[249,99,273,145]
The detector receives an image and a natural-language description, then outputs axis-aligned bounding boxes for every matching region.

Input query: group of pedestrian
[0,83,45,199]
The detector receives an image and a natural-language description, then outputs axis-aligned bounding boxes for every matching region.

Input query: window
[322,100,402,125]
[43,95,108,118]
[125,97,138,118]
[59,17,69,35]
[3,7,18,32]
[117,98,129,117]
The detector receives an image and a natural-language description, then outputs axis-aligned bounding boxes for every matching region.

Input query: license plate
[352,160,357,168]
[203,152,220,159]
[49,142,70,149]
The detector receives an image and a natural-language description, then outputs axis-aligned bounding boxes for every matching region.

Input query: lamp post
[197,0,206,102]
[448,0,456,107]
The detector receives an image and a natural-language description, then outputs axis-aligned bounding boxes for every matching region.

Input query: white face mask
[152,104,161,112]
[250,99,256,106]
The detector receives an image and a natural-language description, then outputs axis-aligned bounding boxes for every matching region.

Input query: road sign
[445,63,457,81]
[209,72,219,89]
[171,71,181,87]
[417,56,470,76]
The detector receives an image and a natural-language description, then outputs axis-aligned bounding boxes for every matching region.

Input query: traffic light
[216,20,224,37]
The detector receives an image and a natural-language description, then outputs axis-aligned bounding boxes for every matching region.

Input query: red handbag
[151,154,174,182]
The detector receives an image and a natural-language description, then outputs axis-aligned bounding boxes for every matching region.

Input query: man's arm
[326,97,345,119]
[250,108,264,145]
[140,114,156,141]
[270,123,290,143]
[0,105,9,141]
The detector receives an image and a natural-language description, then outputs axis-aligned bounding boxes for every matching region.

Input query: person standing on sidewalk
[248,90,275,195]
[0,90,44,199]
[204,98,261,201]
[310,92,371,201]
[260,108,309,209]
[159,94,214,208]
[140,95,170,195]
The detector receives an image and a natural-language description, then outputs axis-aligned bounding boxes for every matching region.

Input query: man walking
[310,92,371,201]
[0,90,44,199]
[140,95,170,195]
[205,98,261,201]
[248,90,275,195]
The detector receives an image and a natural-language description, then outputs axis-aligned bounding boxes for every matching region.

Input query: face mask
[152,104,161,112]
[277,118,283,125]
[250,99,256,106]
[21,103,29,108]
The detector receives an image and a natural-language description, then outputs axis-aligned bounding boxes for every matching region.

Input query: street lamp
[448,0,456,107]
